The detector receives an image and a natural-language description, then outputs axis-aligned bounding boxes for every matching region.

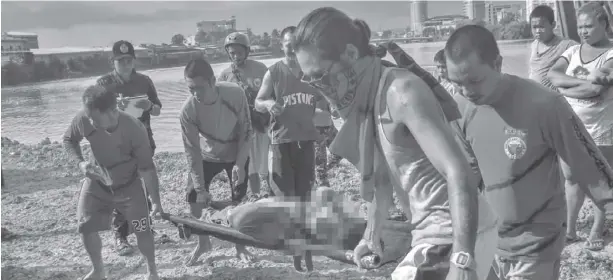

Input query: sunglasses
[301,62,335,89]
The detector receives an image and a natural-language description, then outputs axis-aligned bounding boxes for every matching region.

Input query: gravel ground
[1,137,612,280]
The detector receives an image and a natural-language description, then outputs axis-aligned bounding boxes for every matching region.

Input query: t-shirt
[218,59,268,103]
[453,74,613,261]
[529,36,577,90]
[96,70,162,129]
[560,45,613,142]
[62,111,155,189]
[180,82,252,192]
[268,61,320,144]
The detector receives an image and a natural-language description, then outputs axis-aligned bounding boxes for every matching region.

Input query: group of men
[62,3,613,280]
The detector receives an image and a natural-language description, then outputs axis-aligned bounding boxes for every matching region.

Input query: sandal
[566,235,582,244]
[115,237,134,256]
[585,239,605,251]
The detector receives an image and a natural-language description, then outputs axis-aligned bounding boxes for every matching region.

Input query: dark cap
[112,40,135,60]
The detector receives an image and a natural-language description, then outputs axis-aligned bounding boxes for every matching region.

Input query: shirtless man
[218,32,271,197]
[293,7,498,280]
[445,25,613,279]
[63,85,163,280]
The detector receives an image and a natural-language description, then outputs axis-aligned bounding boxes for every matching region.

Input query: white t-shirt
[561,44,613,144]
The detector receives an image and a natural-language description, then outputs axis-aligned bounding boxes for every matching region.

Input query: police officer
[218,32,271,198]
[96,40,163,256]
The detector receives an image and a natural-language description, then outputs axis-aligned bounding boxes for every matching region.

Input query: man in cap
[218,32,271,198]
[96,40,163,256]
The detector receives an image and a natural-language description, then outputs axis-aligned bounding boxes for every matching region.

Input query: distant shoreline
[2,39,532,89]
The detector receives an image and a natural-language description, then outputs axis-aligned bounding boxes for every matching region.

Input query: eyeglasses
[301,62,335,88]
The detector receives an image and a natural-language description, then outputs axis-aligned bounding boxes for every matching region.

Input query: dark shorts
[393,243,452,280]
[77,178,150,234]
[186,159,249,203]
[269,141,315,200]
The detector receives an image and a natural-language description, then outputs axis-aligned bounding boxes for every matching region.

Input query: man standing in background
[96,40,163,256]
[218,32,271,198]
[529,5,577,90]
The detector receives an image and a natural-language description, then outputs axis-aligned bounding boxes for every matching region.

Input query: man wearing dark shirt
[63,85,163,280]
[96,40,163,256]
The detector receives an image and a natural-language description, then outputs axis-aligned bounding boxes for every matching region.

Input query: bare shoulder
[386,70,436,114]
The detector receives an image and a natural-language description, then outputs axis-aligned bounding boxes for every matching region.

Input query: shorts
[269,141,315,200]
[391,243,452,280]
[487,255,561,280]
[186,159,249,203]
[249,131,270,176]
[76,178,150,234]
[392,220,497,280]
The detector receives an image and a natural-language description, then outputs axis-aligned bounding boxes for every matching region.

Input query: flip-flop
[566,235,582,244]
[585,239,605,251]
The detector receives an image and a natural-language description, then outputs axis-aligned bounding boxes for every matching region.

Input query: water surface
[1,41,531,152]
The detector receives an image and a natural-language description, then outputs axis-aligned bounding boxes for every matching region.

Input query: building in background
[196,17,237,34]
[410,0,428,36]
[3,32,39,49]
[464,0,487,21]
[485,2,526,24]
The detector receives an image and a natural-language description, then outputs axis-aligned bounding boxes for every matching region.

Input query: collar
[112,69,136,85]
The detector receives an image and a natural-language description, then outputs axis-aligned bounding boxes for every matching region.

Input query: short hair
[577,2,610,29]
[280,26,296,39]
[445,25,500,65]
[294,7,373,60]
[82,85,117,113]
[184,58,214,80]
[434,49,445,64]
[530,5,555,24]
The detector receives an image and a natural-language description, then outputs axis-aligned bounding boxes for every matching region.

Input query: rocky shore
[1,137,612,279]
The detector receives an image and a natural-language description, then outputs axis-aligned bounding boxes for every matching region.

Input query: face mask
[303,65,359,103]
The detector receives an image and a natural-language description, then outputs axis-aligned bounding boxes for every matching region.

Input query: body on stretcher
[160,212,414,271]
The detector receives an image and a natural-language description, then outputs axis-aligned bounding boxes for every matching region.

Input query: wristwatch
[450,251,476,270]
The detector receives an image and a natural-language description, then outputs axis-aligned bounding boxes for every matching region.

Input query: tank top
[268,61,319,144]
[374,68,453,246]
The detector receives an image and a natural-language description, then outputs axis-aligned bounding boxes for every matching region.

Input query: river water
[1,41,531,152]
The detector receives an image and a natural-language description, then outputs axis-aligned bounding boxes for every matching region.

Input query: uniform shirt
[453,74,613,261]
[529,36,577,90]
[180,82,252,192]
[268,61,320,144]
[218,59,268,101]
[96,70,162,128]
[560,45,613,144]
[63,111,155,190]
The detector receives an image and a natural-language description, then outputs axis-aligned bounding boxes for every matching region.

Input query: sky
[1,0,523,48]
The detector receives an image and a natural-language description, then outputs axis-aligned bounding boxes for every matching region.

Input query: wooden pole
[555,0,580,42]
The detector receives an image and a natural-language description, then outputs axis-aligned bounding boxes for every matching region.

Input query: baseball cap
[112,40,135,60]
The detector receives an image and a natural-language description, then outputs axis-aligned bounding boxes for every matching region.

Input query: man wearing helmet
[219,32,271,198]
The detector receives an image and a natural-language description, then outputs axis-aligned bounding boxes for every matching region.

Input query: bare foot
[236,245,256,262]
[185,244,211,266]
[147,272,160,280]
[81,269,106,280]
